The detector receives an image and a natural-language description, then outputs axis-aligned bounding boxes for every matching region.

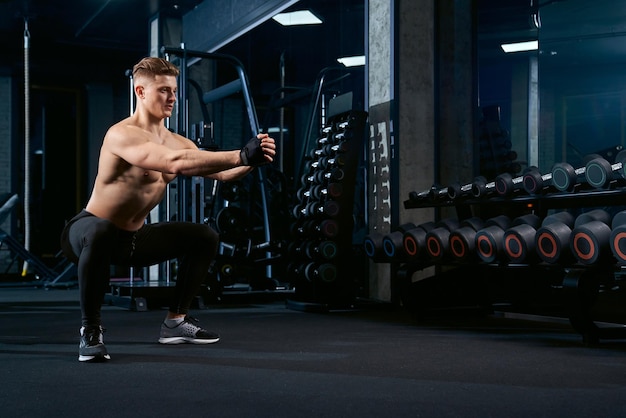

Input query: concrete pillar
[367,0,476,303]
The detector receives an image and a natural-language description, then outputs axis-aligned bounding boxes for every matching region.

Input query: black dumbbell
[315,167,345,183]
[286,262,307,279]
[363,231,386,262]
[534,211,576,264]
[474,215,512,263]
[300,201,340,218]
[495,166,539,197]
[382,223,418,261]
[570,209,613,265]
[522,170,555,195]
[408,186,449,203]
[447,176,487,200]
[304,262,338,283]
[428,185,450,202]
[312,183,343,199]
[402,221,436,261]
[549,153,603,193]
[583,150,626,189]
[449,217,485,262]
[425,218,461,262]
[305,240,339,261]
[609,209,626,264]
[292,219,340,239]
[503,214,543,263]
[323,141,349,155]
[471,176,496,198]
[408,188,431,203]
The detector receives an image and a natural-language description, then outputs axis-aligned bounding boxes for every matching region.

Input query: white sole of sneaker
[158,337,219,344]
[78,354,111,362]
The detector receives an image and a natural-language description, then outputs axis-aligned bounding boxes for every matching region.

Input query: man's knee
[196,224,219,256]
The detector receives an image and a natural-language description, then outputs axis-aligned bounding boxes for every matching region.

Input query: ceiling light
[272,10,322,26]
[337,55,366,67]
[501,40,538,53]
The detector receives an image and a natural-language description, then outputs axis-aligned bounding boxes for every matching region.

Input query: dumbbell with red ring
[503,213,543,263]
[475,215,512,263]
[609,210,626,264]
[570,209,613,265]
[402,221,436,261]
[534,211,576,264]
[381,223,418,261]
[425,218,461,262]
[449,216,485,262]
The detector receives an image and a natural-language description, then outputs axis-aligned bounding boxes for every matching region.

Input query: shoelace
[182,316,203,330]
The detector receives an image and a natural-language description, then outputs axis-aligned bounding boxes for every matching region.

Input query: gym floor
[1,287,626,418]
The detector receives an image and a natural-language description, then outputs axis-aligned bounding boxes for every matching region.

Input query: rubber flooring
[2,287,626,417]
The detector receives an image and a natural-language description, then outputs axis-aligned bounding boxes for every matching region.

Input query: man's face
[136,74,178,118]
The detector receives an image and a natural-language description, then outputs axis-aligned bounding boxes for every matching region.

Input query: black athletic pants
[60,210,219,327]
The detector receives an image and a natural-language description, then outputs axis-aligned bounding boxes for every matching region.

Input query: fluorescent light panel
[272,10,322,26]
[337,55,365,67]
[501,40,538,53]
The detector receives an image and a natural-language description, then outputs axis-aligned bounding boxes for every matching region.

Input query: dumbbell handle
[409,186,448,203]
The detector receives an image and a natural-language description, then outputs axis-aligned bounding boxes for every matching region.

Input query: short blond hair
[132,57,180,80]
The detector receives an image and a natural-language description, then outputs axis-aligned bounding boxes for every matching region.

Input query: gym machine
[0,193,76,288]
[366,147,626,344]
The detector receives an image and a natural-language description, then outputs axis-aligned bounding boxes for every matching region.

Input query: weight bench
[0,193,77,288]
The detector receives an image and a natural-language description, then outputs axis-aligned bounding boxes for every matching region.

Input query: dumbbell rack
[286,109,368,310]
[398,185,626,345]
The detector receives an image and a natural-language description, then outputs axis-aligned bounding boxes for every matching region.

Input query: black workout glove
[240,136,267,166]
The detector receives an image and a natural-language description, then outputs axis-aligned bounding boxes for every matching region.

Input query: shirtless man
[60,57,276,362]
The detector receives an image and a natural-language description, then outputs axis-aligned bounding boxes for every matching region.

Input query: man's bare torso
[85,117,190,231]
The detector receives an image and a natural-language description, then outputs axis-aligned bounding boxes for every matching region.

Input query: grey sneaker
[158,316,220,344]
[78,326,111,362]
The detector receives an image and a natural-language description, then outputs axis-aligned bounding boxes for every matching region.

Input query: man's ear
[135,85,144,99]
